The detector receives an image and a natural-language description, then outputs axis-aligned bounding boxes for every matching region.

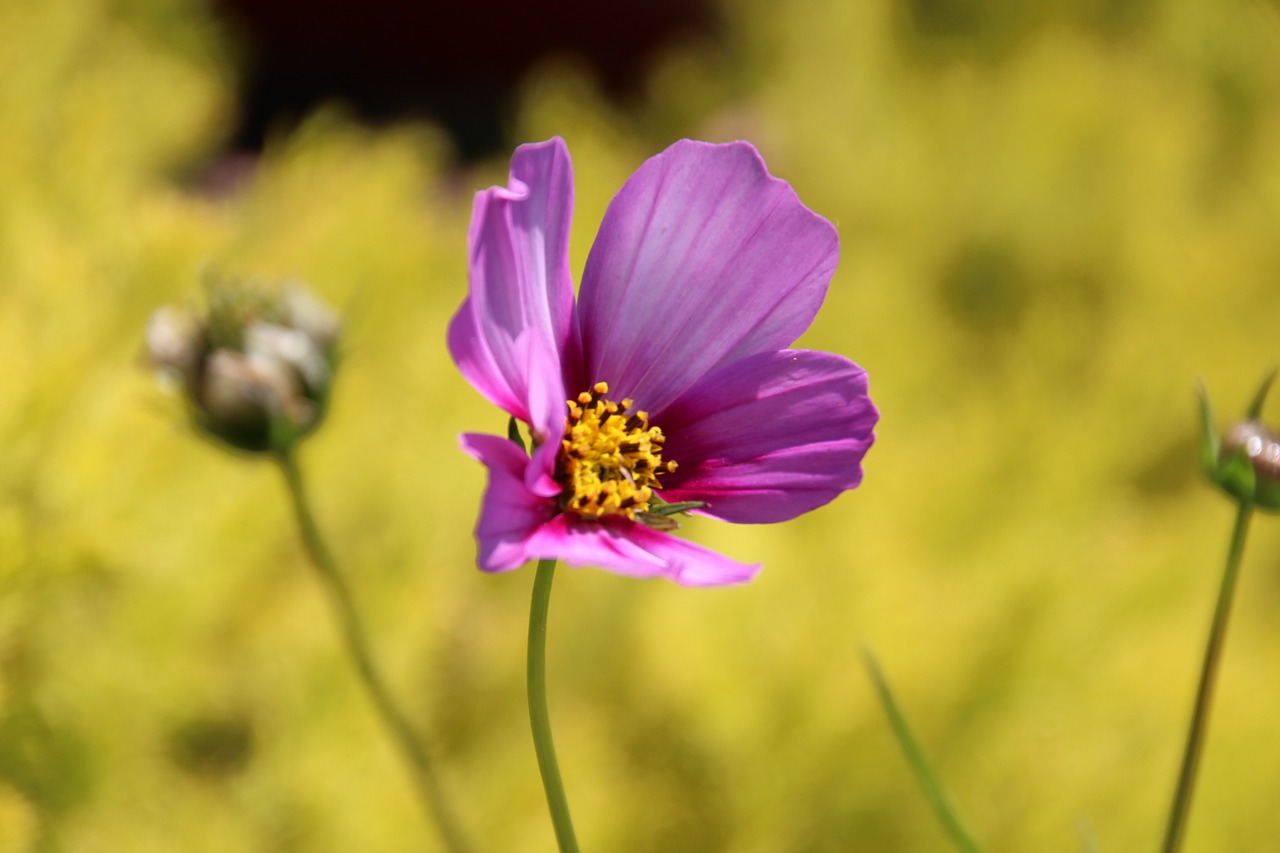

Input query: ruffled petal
[448,138,576,435]
[525,516,761,586]
[656,350,877,523]
[460,432,557,572]
[577,140,839,414]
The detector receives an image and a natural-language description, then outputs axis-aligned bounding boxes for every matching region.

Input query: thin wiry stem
[528,558,580,852]
[1160,501,1254,853]
[276,450,472,853]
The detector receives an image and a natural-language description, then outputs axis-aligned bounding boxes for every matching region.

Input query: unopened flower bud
[146,278,341,455]
[1199,374,1280,510]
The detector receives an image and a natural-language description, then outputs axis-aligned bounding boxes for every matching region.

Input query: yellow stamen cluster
[556,382,677,520]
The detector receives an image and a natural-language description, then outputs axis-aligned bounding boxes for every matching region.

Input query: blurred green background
[5,0,1280,849]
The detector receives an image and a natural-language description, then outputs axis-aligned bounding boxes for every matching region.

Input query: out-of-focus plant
[867,372,1280,853]
[146,279,472,853]
[147,277,339,456]
[1158,373,1280,853]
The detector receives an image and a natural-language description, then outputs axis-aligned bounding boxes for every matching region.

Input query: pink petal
[577,140,839,414]
[515,331,568,496]
[526,516,762,586]
[460,432,557,572]
[656,350,877,523]
[448,138,576,439]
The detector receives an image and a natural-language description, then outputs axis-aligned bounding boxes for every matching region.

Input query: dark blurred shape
[896,0,1155,60]
[1130,430,1199,499]
[0,700,95,817]
[213,0,720,162]
[168,713,255,778]
[937,241,1029,336]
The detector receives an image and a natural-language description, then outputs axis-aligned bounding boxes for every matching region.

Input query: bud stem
[275,449,472,853]
[527,558,580,852]
[1161,500,1254,853]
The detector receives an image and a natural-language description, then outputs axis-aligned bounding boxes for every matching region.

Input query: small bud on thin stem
[1166,373,1275,850]
[146,277,341,455]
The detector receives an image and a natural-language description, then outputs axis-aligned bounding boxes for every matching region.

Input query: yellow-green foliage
[4,0,1280,849]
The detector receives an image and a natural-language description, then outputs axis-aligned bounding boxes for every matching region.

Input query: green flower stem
[1161,500,1254,853]
[528,558,580,852]
[276,450,472,853]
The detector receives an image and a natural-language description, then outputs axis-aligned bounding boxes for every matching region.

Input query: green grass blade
[861,646,986,853]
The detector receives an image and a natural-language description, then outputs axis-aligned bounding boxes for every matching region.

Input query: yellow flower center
[556,382,677,520]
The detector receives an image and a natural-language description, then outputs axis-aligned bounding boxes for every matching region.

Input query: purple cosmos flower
[449,137,877,586]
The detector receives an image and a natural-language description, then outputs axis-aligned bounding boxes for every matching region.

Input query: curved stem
[528,558,580,852]
[276,450,472,853]
[1160,501,1254,853]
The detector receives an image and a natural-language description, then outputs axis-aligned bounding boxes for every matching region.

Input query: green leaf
[508,417,527,454]
[644,499,706,517]
[1197,382,1220,480]
[1246,369,1278,420]
[635,511,680,532]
